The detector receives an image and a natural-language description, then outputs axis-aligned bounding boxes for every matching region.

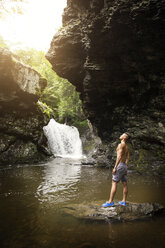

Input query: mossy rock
[157,164,165,176]
[0,140,47,164]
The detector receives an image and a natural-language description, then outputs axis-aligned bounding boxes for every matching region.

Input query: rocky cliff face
[0,48,50,164]
[47,0,165,174]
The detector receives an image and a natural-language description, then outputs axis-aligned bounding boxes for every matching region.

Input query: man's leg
[109,180,117,203]
[122,181,128,202]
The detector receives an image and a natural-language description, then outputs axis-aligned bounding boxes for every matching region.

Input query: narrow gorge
[0,2,165,247]
[47,0,165,174]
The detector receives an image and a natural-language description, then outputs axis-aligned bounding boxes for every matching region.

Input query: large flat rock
[62,201,164,223]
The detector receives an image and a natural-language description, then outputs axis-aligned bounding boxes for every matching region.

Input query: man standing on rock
[102,133,130,207]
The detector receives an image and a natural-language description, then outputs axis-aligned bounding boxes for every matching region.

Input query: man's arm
[112,144,123,174]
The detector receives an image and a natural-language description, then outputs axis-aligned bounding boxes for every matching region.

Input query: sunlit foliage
[0,35,9,48]
[14,48,86,125]
[0,36,87,130]
[0,0,26,19]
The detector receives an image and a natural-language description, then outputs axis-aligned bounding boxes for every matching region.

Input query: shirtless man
[102,133,130,207]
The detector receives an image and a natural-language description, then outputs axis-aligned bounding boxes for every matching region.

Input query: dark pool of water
[0,158,165,248]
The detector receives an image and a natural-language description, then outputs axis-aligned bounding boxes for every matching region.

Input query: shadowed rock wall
[47,0,165,174]
[0,48,50,164]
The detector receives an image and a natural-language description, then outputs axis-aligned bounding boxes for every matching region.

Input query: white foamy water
[43,119,83,159]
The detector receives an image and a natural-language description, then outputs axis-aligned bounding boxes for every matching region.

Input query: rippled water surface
[0,158,165,248]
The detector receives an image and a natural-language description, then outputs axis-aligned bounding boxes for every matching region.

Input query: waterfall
[43,119,83,159]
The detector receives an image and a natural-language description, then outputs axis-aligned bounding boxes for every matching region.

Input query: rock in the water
[47,0,165,174]
[0,48,50,164]
[62,201,164,223]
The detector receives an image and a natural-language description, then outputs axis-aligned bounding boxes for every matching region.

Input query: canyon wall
[47,0,165,174]
[0,48,50,164]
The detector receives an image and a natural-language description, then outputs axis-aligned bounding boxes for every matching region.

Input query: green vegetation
[14,48,86,126]
[0,35,88,131]
[0,0,25,19]
[0,36,9,49]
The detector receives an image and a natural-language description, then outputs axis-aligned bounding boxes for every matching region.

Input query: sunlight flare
[0,0,67,51]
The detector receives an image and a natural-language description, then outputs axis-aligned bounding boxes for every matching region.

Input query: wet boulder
[62,201,164,223]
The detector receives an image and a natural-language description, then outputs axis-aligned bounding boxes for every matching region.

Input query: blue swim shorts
[112,162,127,183]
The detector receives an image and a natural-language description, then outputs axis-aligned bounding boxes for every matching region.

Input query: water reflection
[36,158,81,203]
[0,159,164,248]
